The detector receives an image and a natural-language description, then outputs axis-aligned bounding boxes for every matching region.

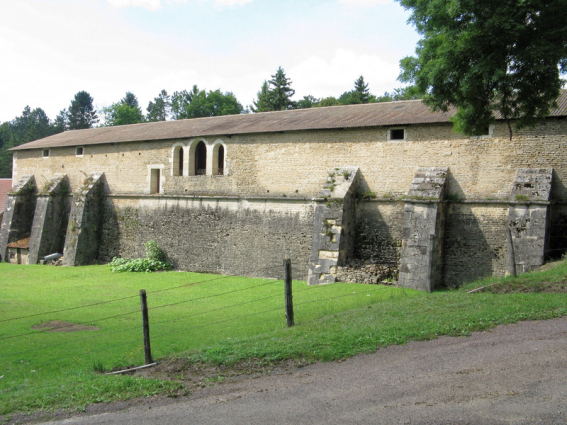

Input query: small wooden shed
[7,237,30,265]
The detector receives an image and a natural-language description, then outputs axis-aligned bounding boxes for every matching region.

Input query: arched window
[172,145,184,176]
[212,142,226,176]
[195,141,207,176]
[218,145,224,175]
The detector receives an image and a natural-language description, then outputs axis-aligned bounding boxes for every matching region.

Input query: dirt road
[39,317,567,424]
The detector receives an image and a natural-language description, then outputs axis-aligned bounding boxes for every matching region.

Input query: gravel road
[39,317,567,425]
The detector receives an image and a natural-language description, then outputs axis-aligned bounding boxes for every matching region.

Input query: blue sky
[0,0,420,122]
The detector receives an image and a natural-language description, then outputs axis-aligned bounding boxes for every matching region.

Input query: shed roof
[7,237,30,249]
[12,91,567,151]
[0,178,12,212]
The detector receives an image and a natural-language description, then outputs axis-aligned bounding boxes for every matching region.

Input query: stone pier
[0,175,36,263]
[63,172,105,266]
[308,167,359,285]
[398,167,448,292]
[28,174,71,264]
[506,168,553,275]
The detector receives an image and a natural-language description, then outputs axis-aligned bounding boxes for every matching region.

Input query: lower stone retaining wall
[99,196,315,280]
[442,203,509,287]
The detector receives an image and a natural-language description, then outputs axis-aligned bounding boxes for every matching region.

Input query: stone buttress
[0,175,36,263]
[506,168,553,275]
[308,167,359,285]
[28,174,71,264]
[63,172,105,266]
[398,167,448,292]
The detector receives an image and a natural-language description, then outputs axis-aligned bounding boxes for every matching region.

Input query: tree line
[0,71,417,178]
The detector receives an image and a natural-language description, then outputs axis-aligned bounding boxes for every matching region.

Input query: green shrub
[145,240,166,262]
[109,240,171,272]
[109,257,172,273]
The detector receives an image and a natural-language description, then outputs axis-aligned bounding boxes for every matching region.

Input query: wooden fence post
[284,259,294,327]
[139,289,153,364]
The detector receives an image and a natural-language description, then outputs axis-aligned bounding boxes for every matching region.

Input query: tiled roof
[7,237,30,249]
[11,90,567,151]
[0,179,12,212]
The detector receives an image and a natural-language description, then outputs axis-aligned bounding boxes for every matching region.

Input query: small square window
[42,149,50,158]
[76,147,84,156]
[390,129,405,140]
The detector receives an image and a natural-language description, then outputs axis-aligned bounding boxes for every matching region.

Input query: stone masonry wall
[442,203,509,287]
[12,119,567,204]
[99,196,315,280]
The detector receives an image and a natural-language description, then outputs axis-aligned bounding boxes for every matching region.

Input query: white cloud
[339,0,392,6]
[213,0,252,7]
[289,48,400,99]
[107,0,162,11]
[107,0,251,10]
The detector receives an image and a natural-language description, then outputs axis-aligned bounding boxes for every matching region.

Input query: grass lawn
[1,261,567,418]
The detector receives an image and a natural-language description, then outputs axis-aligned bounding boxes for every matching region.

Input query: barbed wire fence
[0,260,396,378]
[1,248,565,380]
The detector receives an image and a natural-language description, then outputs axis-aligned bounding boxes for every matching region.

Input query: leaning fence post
[139,289,153,364]
[284,259,294,327]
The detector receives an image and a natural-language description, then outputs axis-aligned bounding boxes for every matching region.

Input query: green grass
[1,261,567,418]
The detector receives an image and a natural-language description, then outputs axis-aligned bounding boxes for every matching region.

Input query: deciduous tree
[170,86,243,119]
[396,0,567,137]
[103,92,144,126]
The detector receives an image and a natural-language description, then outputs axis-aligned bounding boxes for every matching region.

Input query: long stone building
[1,94,567,291]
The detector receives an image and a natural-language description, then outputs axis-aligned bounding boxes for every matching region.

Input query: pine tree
[352,76,370,104]
[251,67,297,112]
[268,67,296,110]
[68,91,99,130]
[121,92,140,109]
[250,82,272,113]
[146,90,171,122]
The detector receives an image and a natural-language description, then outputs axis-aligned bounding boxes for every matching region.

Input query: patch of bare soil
[133,357,311,395]
[31,320,99,332]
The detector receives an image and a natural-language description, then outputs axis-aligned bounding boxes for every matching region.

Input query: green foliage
[295,95,319,109]
[314,96,341,107]
[515,194,530,202]
[108,257,172,273]
[109,240,171,272]
[251,67,296,112]
[338,75,377,105]
[250,81,272,112]
[397,0,567,136]
[375,85,423,102]
[145,240,165,262]
[0,106,65,178]
[103,92,144,126]
[358,190,377,200]
[68,91,99,130]
[104,103,144,127]
[146,90,171,122]
[170,86,243,119]
[121,92,140,109]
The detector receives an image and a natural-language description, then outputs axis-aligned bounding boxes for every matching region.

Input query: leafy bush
[145,240,166,262]
[109,240,171,273]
